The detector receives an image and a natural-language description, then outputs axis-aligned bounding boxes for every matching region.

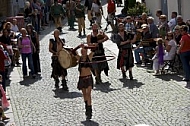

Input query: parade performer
[71,44,95,120]
[49,29,68,90]
[84,0,93,27]
[75,0,85,36]
[66,0,76,30]
[87,23,109,84]
[117,23,137,79]
[50,0,65,32]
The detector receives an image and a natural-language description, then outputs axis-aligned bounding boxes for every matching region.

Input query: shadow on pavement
[119,78,144,89]
[19,75,42,86]
[185,82,190,89]
[154,73,183,82]
[52,89,82,99]
[81,120,99,126]
[94,81,118,93]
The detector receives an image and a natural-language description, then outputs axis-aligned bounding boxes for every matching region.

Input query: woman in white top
[153,32,177,74]
[91,0,103,28]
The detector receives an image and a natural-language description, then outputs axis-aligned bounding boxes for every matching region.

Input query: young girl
[152,32,177,75]
[152,38,165,74]
[72,44,95,120]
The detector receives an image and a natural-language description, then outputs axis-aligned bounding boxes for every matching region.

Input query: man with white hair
[147,16,159,38]
[176,15,186,26]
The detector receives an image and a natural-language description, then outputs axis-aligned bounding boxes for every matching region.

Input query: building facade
[146,0,190,23]
[0,0,26,18]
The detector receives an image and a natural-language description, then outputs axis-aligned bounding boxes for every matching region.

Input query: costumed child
[152,38,165,74]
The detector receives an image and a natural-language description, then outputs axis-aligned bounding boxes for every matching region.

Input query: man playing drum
[49,29,68,91]
[87,23,109,84]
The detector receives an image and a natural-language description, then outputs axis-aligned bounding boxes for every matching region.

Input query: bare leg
[121,66,126,78]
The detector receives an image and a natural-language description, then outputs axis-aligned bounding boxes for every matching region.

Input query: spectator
[168,12,177,31]
[156,9,162,27]
[152,33,177,75]
[174,25,182,45]
[0,46,7,92]
[176,15,186,26]
[11,19,19,32]
[0,29,11,45]
[134,24,152,64]
[124,16,135,32]
[0,29,14,66]
[158,15,169,39]
[3,22,14,38]
[24,1,33,24]
[147,16,159,38]
[186,19,190,33]
[135,12,148,29]
[18,28,36,78]
[0,45,11,80]
[177,25,190,81]
[26,24,41,74]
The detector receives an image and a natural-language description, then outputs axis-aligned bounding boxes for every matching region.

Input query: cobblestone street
[6,2,190,126]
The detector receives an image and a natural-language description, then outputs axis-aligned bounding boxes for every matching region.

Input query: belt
[79,75,92,79]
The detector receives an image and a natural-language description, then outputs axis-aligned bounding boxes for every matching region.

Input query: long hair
[26,24,35,34]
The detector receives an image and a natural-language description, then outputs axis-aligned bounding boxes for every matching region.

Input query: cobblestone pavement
[6,1,190,126]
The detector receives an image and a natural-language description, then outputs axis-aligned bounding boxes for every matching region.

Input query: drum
[97,34,104,40]
[58,48,78,69]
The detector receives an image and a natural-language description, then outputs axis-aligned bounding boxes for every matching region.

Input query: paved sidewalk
[5,1,190,126]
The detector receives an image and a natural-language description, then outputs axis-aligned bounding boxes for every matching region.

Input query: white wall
[145,0,161,24]
[167,0,178,20]
[181,0,190,21]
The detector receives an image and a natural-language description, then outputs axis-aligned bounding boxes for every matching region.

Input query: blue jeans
[179,51,190,80]
[0,71,6,92]
[134,47,153,63]
[21,53,35,76]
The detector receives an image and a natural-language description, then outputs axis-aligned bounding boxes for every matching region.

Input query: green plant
[127,2,148,16]
[128,0,136,8]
